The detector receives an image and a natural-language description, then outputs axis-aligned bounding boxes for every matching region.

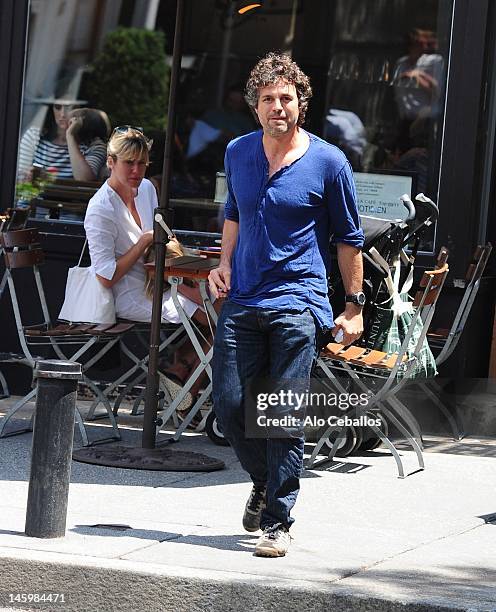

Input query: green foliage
[85,28,169,133]
[16,167,57,202]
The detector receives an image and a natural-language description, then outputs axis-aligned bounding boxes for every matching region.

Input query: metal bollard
[25,359,82,538]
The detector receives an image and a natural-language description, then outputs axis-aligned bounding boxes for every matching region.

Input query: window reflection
[323,0,449,204]
[16,0,451,242]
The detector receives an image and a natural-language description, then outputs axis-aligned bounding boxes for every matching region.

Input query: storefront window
[323,0,452,243]
[166,0,453,246]
[16,0,168,222]
[15,0,453,249]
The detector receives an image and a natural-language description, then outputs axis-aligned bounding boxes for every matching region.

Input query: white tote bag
[59,239,116,324]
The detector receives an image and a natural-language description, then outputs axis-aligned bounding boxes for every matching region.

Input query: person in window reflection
[185,85,256,197]
[84,127,213,425]
[394,116,431,194]
[323,108,367,170]
[392,28,444,153]
[18,102,110,181]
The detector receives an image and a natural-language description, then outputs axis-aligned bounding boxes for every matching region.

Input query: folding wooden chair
[141,256,219,441]
[0,212,29,398]
[420,243,493,439]
[0,228,134,445]
[308,263,449,478]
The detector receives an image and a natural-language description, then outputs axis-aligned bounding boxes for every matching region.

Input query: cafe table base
[72,445,225,472]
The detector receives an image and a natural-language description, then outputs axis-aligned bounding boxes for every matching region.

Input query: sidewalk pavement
[0,398,496,612]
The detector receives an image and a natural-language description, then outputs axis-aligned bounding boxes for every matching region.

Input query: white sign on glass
[354,172,413,220]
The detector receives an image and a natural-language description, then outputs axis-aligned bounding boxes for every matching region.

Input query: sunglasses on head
[112,125,144,135]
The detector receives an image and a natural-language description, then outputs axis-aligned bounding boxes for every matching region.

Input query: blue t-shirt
[224,129,364,329]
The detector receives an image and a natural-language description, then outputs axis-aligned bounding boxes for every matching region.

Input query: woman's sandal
[158,371,193,413]
[177,398,205,432]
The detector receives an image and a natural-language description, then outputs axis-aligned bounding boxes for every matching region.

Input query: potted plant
[83,28,169,134]
[15,167,58,215]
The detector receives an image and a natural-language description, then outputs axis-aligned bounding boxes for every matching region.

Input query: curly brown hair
[245,52,312,126]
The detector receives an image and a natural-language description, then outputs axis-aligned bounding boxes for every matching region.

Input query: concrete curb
[1,549,469,612]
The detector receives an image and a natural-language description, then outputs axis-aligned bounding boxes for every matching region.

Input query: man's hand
[332,304,364,346]
[401,69,437,91]
[208,264,231,300]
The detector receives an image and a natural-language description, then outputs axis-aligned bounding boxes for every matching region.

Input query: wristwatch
[345,291,366,307]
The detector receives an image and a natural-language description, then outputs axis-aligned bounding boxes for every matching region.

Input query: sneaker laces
[263,523,291,541]
[247,486,266,513]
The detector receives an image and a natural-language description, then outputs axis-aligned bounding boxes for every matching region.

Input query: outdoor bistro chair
[0,228,135,445]
[0,247,14,399]
[421,243,493,439]
[94,320,186,419]
[0,208,32,399]
[308,262,449,478]
[141,253,220,441]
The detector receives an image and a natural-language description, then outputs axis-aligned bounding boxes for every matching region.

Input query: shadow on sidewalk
[70,525,258,553]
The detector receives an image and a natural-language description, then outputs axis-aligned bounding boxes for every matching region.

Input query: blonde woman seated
[84,127,212,421]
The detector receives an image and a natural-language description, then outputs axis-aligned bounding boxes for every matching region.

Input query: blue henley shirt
[224,129,364,330]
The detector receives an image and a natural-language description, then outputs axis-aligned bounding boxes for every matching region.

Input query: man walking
[209,52,365,557]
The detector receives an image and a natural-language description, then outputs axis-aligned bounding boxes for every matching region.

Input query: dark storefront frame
[435,0,492,277]
[0,2,29,215]
[0,0,494,380]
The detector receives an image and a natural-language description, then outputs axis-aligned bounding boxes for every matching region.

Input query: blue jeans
[212,300,319,529]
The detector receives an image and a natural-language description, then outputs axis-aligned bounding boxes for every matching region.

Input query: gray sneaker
[242,484,266,532]
[254,524,291,557]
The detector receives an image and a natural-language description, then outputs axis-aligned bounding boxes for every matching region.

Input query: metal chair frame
[97,322,186,418]
[308,264,449,478]
[158,275,217,439]
[0,229,130,445]
[139,257,219,442]
[0,240,24,399]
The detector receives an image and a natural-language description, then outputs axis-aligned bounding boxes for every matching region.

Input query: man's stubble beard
[264,120,297,138]
[265,125,286,138]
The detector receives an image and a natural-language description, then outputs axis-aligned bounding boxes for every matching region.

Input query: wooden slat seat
[102,322,136,335]
[0,228,39,248]
[427,328,450,340]
[323,342,409,370]
[26,323,85,337]
[321,342,345,358]
[413,264,449,307]
[24,322,135,338]
[351,349,388,366]
[4,249,44,269]
[42,324,80,336]
[334,346,368,361]
[87,323,122,335]
[379,353,409,369]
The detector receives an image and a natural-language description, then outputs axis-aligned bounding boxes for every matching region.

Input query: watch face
[346,292,366,306]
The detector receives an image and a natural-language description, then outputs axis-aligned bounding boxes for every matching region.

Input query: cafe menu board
[354,172,413,221]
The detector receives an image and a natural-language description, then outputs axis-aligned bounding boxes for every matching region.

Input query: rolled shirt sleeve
[328,162,364,249]
[84,206,118,280]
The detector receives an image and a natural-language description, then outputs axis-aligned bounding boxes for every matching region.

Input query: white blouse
[84,178,198,323]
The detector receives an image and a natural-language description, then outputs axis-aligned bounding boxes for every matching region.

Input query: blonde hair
[107,128,153,165]
[143,238,184,299]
